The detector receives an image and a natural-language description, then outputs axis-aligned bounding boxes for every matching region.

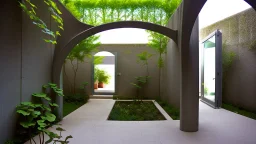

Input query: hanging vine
[61,0,181,26]
[20,0,64,45]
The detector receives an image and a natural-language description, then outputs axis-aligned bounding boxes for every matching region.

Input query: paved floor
[27,99,256,144]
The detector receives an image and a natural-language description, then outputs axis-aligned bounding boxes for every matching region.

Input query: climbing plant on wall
[19,0,64,44]
[13,1,72,143]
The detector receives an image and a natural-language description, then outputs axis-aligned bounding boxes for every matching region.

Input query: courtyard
[1,0,256,143]
[26,99,256,144]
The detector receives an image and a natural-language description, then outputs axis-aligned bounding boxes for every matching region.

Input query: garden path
[26,99,256,144]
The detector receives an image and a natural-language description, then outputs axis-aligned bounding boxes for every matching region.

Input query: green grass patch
[156,100,180,120]
[222,103,256,120]
[108,101,166,121]
[63,101,84,117]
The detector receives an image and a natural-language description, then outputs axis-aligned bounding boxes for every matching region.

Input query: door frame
[91,52,117,95]
[200,30,222,108]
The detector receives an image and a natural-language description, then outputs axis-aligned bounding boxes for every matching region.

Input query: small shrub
[64,94,89,104]
[156,100,180,120]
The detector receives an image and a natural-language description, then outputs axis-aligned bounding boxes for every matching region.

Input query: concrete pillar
[180,18,199,132]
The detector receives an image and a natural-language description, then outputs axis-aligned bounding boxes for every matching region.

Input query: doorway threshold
[90,95,113,99]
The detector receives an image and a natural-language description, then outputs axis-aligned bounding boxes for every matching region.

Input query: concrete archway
[53,0,256,132]
[52,1,178,119]
[53,21,178,86]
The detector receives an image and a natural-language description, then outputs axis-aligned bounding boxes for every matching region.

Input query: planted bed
[108,101,166,121]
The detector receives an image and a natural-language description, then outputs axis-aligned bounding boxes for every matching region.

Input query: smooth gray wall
[21,0,54,102]
[0,0,54,142]
[200,8,256,112]
[0,1,22,143]
[161,5,182,108]
[63,44,160,99]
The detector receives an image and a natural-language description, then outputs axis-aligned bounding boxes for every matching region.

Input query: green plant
[156,100,179,120]
[18,1,72,143]
[137,51,153,76]
[65,36,101,94]
[148,32,169,97]
[4,140,15,144]
[61,0,181,27]
[204,86,209,95]
[16,83,72,144]
[222,103,256,120]
[64,93,89,104]
[19,0,63,45]
[94,56,105,65]
[94,67,100,83]
[108,101,165,121]
[97,69,111,84]
[63,101,84,117]
[61,0,181,66]
[79,82,89,90]
[131,76,151,101]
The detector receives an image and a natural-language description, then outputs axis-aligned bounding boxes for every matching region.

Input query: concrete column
[180,18,199,132]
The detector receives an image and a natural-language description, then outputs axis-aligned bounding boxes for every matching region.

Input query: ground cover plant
[12,83,72,144]
[108,101,166,121]
[63,83,89,117]
[222,103,256,120]
[63,101,84,117]
[156,100,179,120]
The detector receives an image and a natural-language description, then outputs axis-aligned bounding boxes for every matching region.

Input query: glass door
[200,30,222,108]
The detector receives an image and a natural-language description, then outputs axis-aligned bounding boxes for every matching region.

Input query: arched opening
[60,26,176,119]
[93,51,116,95]
[53,22,178,118]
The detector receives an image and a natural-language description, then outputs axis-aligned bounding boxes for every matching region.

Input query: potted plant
[98,69,111,88]
[94,68,99,89]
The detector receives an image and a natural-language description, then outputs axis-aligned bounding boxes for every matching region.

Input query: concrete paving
[26,99,256,144]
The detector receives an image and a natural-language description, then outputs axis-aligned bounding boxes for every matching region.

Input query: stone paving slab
[26,99,256,144]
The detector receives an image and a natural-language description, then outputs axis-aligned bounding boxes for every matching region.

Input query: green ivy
[19,0,64,45]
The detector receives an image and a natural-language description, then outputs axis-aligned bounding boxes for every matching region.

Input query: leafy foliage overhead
[61,0,181,26]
